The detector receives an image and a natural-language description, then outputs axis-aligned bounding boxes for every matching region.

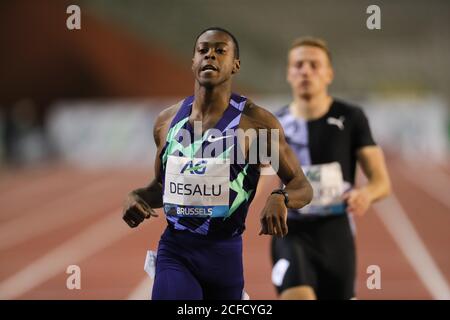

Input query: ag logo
[305,167,320,182]
[180,160,208,174]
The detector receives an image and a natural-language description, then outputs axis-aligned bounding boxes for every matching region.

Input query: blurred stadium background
[0,0,449,299]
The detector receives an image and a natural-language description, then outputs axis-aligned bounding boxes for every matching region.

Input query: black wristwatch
[271,188,289,206]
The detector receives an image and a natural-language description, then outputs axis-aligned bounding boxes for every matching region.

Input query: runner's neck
[290,93,333,121]
[193,82,232,119]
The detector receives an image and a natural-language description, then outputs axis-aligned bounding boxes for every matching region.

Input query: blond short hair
[289,37,332,64]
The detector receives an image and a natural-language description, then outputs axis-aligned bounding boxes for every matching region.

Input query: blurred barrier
[45,96,448,168]
[364,96,448,162]
[48,100,168,168]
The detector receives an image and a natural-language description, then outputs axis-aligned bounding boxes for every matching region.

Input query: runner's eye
[295,61,303,69]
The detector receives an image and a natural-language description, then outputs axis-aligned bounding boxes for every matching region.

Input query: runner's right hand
[122,190,158,228]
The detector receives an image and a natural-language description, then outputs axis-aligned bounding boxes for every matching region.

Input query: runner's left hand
[343,188,371,216]
[259,194,288,237]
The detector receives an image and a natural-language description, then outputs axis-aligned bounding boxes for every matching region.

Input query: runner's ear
[232,59,240,74]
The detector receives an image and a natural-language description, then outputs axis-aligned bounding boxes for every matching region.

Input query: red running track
[0,155,449,299]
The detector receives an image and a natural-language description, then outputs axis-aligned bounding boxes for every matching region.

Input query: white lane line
[0,170,107,221]
[0,167,63,202]
[0,176,123,251]
[127,276,152,300]
[0,209,132,300]
[0,167,52,190]
[374,195,450,300]
[397,162,450,210]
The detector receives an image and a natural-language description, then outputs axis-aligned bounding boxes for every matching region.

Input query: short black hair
[193,27,240,59]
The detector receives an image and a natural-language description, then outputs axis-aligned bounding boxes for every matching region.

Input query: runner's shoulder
[331,98,368,121]
[242,99,282,130]
[153,100,183,145]
[155,101,183,126]
[274,104,290,118]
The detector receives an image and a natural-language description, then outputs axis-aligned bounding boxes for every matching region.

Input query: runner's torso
[276,99,376,219]
[160,93,261,237]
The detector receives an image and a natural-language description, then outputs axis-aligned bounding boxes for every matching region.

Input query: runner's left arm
[257,110,313,236]
[344,146,391,216]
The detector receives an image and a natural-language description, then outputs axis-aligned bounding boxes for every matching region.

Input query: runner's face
[192,31,240,88]
[287,46,333,98]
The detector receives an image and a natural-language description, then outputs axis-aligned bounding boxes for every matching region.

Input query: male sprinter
[271,37,391,300]
[122,27,313,300]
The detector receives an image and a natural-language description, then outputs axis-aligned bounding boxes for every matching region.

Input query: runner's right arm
[122,105,177,228]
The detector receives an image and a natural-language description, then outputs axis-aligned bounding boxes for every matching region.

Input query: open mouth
[201,64,219,72]
[301,80,311,86]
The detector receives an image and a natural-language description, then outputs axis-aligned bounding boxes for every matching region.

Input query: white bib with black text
[296,162,348,215]
[163,155,230,217]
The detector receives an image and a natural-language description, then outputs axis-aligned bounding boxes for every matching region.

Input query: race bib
[296,162,348,216]
[163,155,230,217]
